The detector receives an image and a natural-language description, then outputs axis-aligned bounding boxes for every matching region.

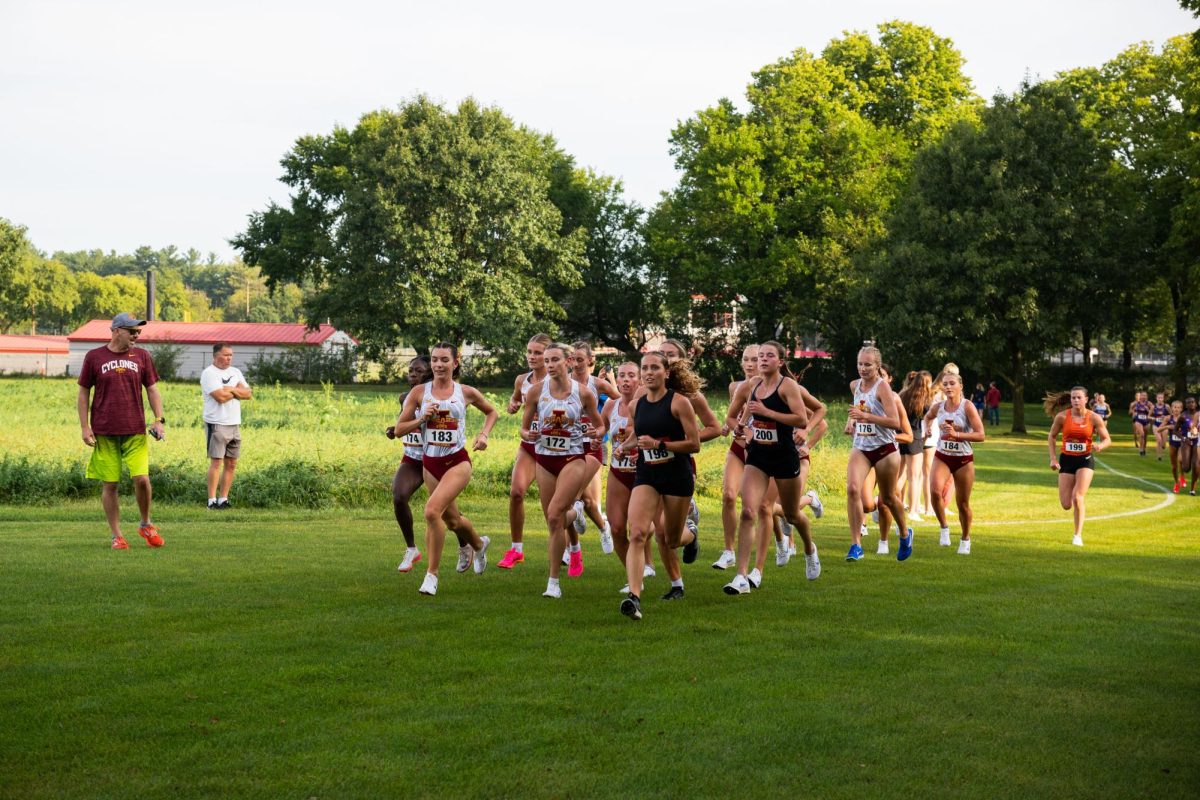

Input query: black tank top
[635,389,685,442]
[748,377,794,449]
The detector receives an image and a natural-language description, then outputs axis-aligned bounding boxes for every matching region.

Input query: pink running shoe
[497,548,525,569]
[568,549,584,578]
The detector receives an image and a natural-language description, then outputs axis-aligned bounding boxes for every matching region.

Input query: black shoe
[207,501,218,510]
[217,500,232,510]
[661,585,685,601]
[682,531,699,564]
[620,594,642,620]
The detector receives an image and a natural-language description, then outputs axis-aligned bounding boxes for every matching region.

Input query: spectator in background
[985,381,1001,426]
[971,383,986,416]
[201,343,251,509]
[77,312,166,549]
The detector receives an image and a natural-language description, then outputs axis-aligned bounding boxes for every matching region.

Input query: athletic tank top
[634,389,684,467]
[1153,403,1170,422]
[1165,415,1182,445]
[1132,401,1151,424]
[608,398,637,473]
[1061,411,1094,456]
[419,382,467,458]
[399,389,425,460]
[747,377,794,449]
[579,375,601,450]
[1183,413,1199,442]
[535,379,585,456]
[852,379,895,450]
[935,399,973,457]
[1093,402,1110,419]
[521,372,541,438]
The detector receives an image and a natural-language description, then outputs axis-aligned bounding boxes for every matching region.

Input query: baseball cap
[110,312,147,330]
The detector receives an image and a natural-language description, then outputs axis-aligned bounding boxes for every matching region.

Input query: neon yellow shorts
[86,434,150,482]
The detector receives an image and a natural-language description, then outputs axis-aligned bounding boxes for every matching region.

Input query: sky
[1,0,1195,263]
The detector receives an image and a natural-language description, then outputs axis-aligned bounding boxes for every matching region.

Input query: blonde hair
[570,340,595,364]
[545,341,574,360]
[528,333,552,347]
[858,345,882,365]
[942,362,960,376]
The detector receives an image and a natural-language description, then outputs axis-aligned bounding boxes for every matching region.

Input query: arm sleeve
[200,367,218,395]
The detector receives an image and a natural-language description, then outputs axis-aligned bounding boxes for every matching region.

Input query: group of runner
[385,336,1172,620]
[1126,390,1199,495]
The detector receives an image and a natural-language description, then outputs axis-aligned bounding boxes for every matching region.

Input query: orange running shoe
[112,535,129,550]
[497,548,524,569]
[138,523,164,547]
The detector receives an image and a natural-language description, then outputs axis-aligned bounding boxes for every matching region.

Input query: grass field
[1,379,1197,798]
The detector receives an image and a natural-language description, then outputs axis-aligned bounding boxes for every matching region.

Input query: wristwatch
[155,417,166,424]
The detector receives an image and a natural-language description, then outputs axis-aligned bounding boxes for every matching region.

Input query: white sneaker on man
[939,527,952,547]
[805,545,821,580]
[456,545,474,573]
[957,539,971,555]
[418,573,438,596]
[775,538,791,567]
[712,549,736,570]
[599,517,613,554]
[473,536,490,574]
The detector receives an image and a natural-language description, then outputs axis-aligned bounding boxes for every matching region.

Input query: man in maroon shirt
[985,381,1002,427]
[77,313,167,549]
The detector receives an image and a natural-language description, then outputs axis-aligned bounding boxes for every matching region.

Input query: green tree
[646,21,976,361]
[28,259,80,334]
[878,81,1114,432]
[231,97,586,357]
[70,273,146,328]
[0,219,36,332]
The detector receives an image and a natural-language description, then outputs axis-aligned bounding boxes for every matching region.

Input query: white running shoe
[397,547,421,573]
[618,583,630,594]
[712,549,736,570]
[456,544,473,573]
[876,540,889,555]
[562,548,571,566]
[1072,534,1083,547]
[687,498,700,530]
[807,489,824,519]
[909,512,924,523]
[939,527,951,547]
[805,545,821,580]
[788,538,796,557]
[775,538,791,567]
[747,567,762,589]
[572,501,586,535]
[779,516,793,539]
[723,574,751,595]
[473,536,489,574]
[643,565,656,578]
[860,522,869,538]
[957,539,971,555]
[418,573,438,596]
[871,507,879,524]
[543,580,562,599]
[599,517,613,554]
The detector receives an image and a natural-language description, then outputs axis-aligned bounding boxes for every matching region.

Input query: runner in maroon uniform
[76,313,166,550]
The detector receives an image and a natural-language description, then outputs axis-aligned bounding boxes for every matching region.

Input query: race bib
[941,439,962,453]
[425,411,459,446]
[1064,441,1088,454]
[402,431,423,448]
[611,451,637,471]
[750,421,778,445]
[540,433,570,452]
[530,419,540,434]
[641,444,674,464]
[855,422,877,437]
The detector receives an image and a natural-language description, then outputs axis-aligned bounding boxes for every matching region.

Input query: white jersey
[535,379,585,457]
[419,382,467,458]
[520,371,541,440]
[851,378,896,450]
[608,397,637,473]
[935,399,974,457]
[399,389,425,460]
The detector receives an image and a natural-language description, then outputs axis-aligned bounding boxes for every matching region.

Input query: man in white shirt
[200,342,251,509]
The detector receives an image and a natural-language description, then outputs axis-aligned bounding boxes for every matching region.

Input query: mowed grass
[1,403,1198,799]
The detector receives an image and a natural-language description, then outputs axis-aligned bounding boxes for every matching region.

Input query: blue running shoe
[897,527,914,561]
[846,543,864,561]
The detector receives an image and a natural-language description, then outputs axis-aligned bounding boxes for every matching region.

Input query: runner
[1045,386,1112,546]
[1130,391,1152,457]
[1177,396,1198,496]
[923,372,985,553]
[773,380,828,565]
[619,352,701,620]
[1091,393,1111,421]
[715,344,765,570]
[1152,392,1171,461]
[604,362,659,592]
[871,364,914,555]
[569,340,618,555]
[392,343,498,596]
[1164,399,1185,493]
[497,333,551,570]
[520,342,604,598]
[898,370,933,524]
[845,345,912,562]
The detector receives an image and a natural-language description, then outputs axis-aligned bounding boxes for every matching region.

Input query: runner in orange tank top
[1045,386,1112,547]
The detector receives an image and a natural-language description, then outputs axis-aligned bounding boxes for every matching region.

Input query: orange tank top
[1061,411,1094,456]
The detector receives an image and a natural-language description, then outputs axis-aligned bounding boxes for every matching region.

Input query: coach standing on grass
[77,312,166,549]
[201,342,251,510]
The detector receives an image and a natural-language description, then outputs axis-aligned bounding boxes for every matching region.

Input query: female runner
[1130,391,1152,457]
[569,340,617,553]
[387,355,437,572]
[772,382,828,566]
[498,334,552,569]
[393,343,498,596]
[1164,400,1185,493]
[1152,392,1171,461]
[1046,386,1112,546]
[1091,393,1111,421]
[870,364,915,555]
[716,344,769,570]
[845,345,912,562]
[898,371,932,524]
[619,352,701,620]
[923,372,985,554]
[521,342,603,598]
[1177,397,1198,496]
[723,341,821,594]
[603,361,657,589]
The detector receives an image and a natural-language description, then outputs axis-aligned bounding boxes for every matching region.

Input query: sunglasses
[122,328,142,337]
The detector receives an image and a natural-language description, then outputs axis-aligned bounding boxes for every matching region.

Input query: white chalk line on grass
[972,457,1177,527]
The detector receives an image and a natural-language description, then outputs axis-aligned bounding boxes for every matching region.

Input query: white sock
[513,542,524,553]
[218,496,228,503]
[208,498,217,505]
[671,579,684,588]
[569,543,581,553]
[547,577,559,587]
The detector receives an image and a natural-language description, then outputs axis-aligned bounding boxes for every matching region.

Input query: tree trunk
[1169,281,1190,398]
[1080,325,1091,370]
[1009,338,1027,434]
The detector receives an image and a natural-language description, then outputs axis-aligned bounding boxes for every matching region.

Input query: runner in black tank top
[744,377,801,479]
[634,389,695,496]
